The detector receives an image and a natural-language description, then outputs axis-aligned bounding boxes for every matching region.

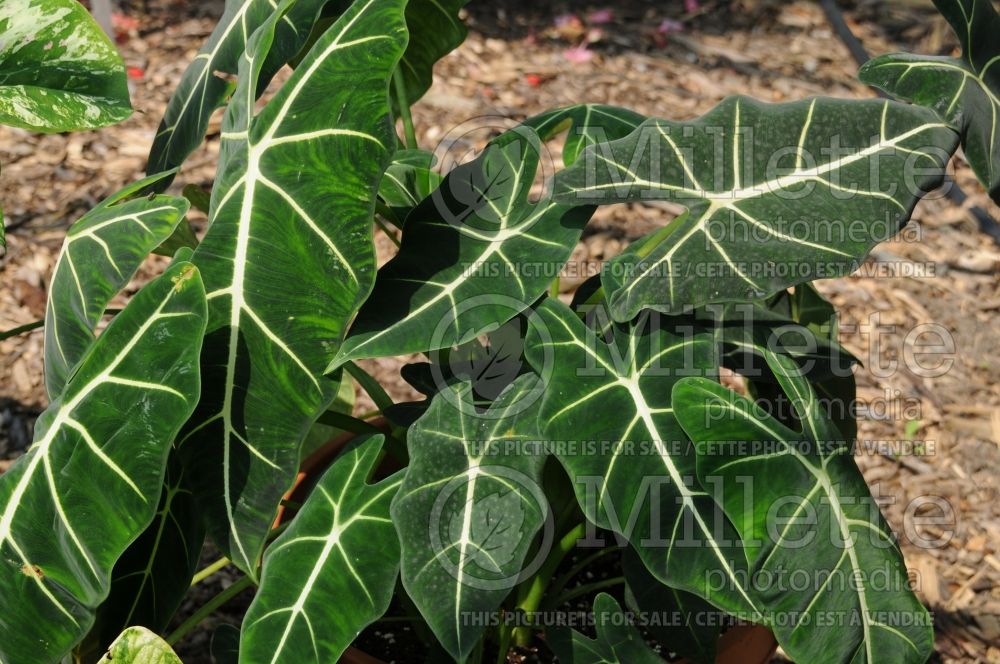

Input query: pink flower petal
[587,9,614,24]
[657,18,684,34]
[563,45,594,63]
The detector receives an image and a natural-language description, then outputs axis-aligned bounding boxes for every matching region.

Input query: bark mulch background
[1,0,998,662]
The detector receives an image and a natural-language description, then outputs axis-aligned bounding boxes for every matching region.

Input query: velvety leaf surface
[177,0,406,576]
[241,437,403,664]
[0,0,131,132]
[333,127,593,365]
[553,96,956,319]
[547,593,664,664]
[144,0,330,184]
[44,172,189,399]
[860,0,1000,203]
[393,375,547,661]
[99,626,182,664]
[0,262,206,664]
[524,298,755,616]
[673,351,932,664]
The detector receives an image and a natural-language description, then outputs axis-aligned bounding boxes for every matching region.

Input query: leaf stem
[344,361,395,413]
[393,69,418,149]
[166,575,254,646]
[374,214,402,248]
[550,576,624,608]
[510,522,587,647]
[0,319,43,341]
[189,557,231,587]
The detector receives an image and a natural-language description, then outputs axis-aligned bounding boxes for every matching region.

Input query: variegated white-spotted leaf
[860,0,1000,204]
[524,298,756,617]
[241,436,403,664]
[144,0,330,185]
[0,0,131,132]
[673,350,932,664]
[44,171,190,399]
[178,0,406,577]
[553,96,957,320]
[392,375,547,662]
[0,261,206,664]
[99,626,182,664]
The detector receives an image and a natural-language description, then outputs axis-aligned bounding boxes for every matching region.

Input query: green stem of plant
[511,522,587,647]
[544,546,619,607]
[0,318,43,341]
[344,361,395,413]
[548,276,560,298]
[550,576,624,608]
[190,557,231,587]
[166,575,254,646]
[393,69,418,149]
[374,214,402,248]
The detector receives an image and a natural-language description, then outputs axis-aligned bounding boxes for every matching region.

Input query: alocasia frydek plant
[0,0,992,661]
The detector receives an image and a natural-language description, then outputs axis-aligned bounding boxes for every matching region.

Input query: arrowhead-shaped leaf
[333,126,593,365]
[673,350,932,663]
[0,0,131,132]
[99,626,182,664]
[859,0,1000,203]
[553,96,956,320]
[524,298,755,616]
[393,375,548,662]
[144,0,330,183]
[177,0,406,576]
[240,436,403,664]
[547,593,664,664]
[44,172,190,399]
[0,261,207,664]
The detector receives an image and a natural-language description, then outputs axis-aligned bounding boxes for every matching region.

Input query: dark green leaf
[673,350,932,664]
[0,262,207,664]
[333,127,593,366]
[241,437,403,663]
[859,0,1000,203]
[553,96,957,320]
[177,0,407,576]
[144,0,331,185]
[524,298,755,616]
[44,173,189,399]
[523,104,645,167]
[392,0,468,113]
[0,0,131,132]
[393,375,548,661]
[379,148,443,220]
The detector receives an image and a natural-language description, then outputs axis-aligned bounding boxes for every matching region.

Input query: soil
[1,0,998,662]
